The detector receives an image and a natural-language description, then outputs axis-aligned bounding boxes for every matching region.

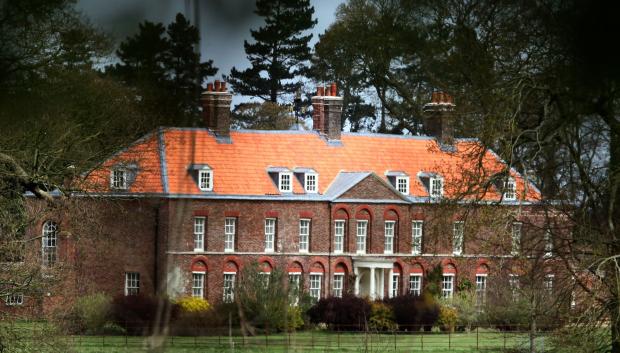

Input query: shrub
[111,294,179,335]
[177,297,210,313]
[281,306,305,332]
[74,293,112,334]
[307,295,371,330]
[383,293,440,331]
[368,302,397,331]
[437,305,458,332]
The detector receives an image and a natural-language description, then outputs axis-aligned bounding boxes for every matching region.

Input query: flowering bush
[438,305,458,332]
[177,297,210,313]
[369,302,397,331]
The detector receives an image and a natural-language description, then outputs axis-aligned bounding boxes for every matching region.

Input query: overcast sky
[76,0,345,85]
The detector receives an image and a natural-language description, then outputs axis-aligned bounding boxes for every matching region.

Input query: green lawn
[65,330,546,353]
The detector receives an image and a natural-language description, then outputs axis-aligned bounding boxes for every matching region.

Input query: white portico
[353,257,394,300]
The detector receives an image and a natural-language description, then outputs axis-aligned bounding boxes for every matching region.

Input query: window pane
[391,274,400,297]
[384,221,395,253]
[225,218,235,251]
[309,274,322,301]
[442,275,454,299]
[223,273,236,302]
[299,219,310,252]
[125,272,140,296]
[409,275,422,296]
[305,174,317,192]
[356,221,367,253]
[333,274,344,297]
[453,222,464,255]
[194,217,205,251]
[334,220,345,253]
[511,222,521,255]
[265,218,275,252]
[42,221,57,267]
[412,221,423,255]
[192,273,205,298]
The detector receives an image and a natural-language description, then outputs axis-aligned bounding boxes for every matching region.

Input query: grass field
[63,330,547,353]
[5,321,554,352]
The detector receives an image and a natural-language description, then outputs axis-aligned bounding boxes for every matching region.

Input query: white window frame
[125,272,140,296]
[288,272,302,305]
[193,217,205,251]
[304,173,318,193]
[384,221,395,254]
[412,221,423,255]
[544,274,554,294]
[509,274,520,301]
[544,230,553,257]
[198,169,213,191]
[4,293,23,306]
[442,274,454,299]
[430,176,443,199]
[504,177,516,201]
[475,274,487,308]
[111,168,128,190]
[42,221,57,267]
[334,220,345,254]
[511,222,522,256]
[356,220,368,254]
[309,273,322,301]
[279,172,292,192]
[390,273,400,298]
[299,219,310,253]
[264,218,276,252]
[224,218,236,252]
[396,176,409,194]
[332,273,344,298]
[192,271,206,298]
[409,274,422,296]
[453,221,464,255]
[223,272,236,303]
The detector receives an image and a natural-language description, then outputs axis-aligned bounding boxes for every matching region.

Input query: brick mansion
[6,81,552,314]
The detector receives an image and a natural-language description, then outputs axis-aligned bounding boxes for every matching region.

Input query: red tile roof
[83,128,541,202]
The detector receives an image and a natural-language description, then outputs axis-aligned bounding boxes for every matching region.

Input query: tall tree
[107,13,218,126]
[228,0,317,103]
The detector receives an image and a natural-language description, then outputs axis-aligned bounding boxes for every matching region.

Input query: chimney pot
[201,81,232,141]
[423,91,456,146]
[312,82,343,141]
[317,86,324,96]
[330,82,337,96]
[325,87,331,96]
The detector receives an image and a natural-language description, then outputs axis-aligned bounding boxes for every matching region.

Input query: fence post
[338,329,340,348]
[504,330,507,350]
[311,328,315,348]
[125,332,128,347]
[421,329,424,351]
[449,329,451,350]
[394,329,397,351]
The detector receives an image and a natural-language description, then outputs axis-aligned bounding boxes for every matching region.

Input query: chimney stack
[423,91,456,146]
[312,82,343,141]
[201,80,232,141]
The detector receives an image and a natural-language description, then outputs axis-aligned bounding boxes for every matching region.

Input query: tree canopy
[228,0,317,103]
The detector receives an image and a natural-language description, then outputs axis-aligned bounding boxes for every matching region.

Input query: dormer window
[111,169,127,190]
[279,172,292,192]
[396,176,409,194]
[188,164,214,192]
[504,177,516,201]
[198,169,213,191]
[430,176,443,198]
[305,173,318,193]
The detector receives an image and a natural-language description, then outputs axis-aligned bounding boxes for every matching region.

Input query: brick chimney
[423,91,456,145]
[201,80,232,141]
[312,82,343,141]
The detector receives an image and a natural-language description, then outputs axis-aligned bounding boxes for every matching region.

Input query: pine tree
[228,0,317,102]
[108,14,217,126]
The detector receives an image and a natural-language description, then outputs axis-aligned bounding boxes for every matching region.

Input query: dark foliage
[306,295,371,330]
[228,0,316,102]
[383,293,440,331]
[110,294,179,335]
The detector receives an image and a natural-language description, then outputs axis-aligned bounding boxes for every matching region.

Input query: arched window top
[42,221,58,235]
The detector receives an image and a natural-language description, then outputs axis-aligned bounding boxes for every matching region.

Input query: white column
[354,268,360,296]
[388,269,393,298]
[370,267,376,300]
[379,269,385,299]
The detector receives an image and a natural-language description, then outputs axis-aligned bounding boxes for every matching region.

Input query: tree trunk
[529,314,536,353]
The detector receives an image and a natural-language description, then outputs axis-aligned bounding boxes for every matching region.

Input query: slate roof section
[83,128,541,202]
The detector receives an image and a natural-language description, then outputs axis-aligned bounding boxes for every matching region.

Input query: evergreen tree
[228,0,317,102]
[107,13,217,126]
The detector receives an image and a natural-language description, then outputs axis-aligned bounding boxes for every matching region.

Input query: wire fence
[56,324,556,352]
